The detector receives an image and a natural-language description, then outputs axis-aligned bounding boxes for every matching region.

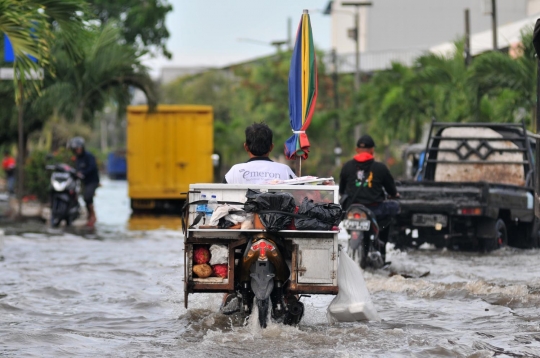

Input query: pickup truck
[394,122,539,251]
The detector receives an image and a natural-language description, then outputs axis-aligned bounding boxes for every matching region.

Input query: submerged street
[1,179,540,357]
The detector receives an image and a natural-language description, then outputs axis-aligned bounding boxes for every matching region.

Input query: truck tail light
[458,207,482,215]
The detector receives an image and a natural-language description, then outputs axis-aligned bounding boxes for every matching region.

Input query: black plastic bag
[295,217,332,230]
[218,218,236,229]
[244,189,296,231]
[295,197,342,230]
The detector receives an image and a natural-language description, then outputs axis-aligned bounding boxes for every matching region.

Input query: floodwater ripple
[0,180,540,357]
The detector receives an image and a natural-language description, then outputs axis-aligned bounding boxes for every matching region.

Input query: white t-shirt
[224,157,296,184]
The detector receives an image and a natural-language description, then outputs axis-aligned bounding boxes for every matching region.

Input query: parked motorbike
[46,164,81,227]
[342,204,393,270]
[222,232,306,328]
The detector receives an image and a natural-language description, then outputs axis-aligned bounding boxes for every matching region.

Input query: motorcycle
[46,164,81,227]
[222,232,306,328]
[342,203,394,270]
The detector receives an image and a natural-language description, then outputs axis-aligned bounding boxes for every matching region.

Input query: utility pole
[491,0,498,51]
[331,49,342,166]
[464,8,471,66]
[354,7,360,91]
[331,49,339,111]
[342,2,372,92]
[287,17,292,50]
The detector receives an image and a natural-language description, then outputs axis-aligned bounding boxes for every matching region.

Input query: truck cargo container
[127,105,214,211]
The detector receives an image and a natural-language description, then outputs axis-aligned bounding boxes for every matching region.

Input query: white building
[328,0,540,72]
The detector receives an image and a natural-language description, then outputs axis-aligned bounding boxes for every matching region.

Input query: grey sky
[144,0,332,73]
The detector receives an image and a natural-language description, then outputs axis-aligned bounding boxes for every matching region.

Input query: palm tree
[35,22,157,124]
[0,0,85,91]
[344,62,431,147]
[413,41,477,123]
[470,27,536,127]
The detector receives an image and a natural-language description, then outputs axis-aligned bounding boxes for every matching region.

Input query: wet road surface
[1,179,540,357]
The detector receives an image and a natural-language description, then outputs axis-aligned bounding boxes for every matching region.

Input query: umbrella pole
[295,157,301,177]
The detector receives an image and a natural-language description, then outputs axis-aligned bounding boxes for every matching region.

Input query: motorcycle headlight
[52,181,68,192]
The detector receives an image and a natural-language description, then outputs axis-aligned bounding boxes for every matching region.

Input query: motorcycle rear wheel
[256,298,270,328]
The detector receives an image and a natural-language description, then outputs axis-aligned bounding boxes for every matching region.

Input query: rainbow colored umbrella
[284,10,318,167]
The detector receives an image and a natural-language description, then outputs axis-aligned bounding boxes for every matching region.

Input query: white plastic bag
[224,212,247,224]
[240,213,254,230]
[208,205,244,226]
[327,249,381,323]
[209,244,228,265]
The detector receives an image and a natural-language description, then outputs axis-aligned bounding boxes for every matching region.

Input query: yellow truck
[127,105,214,211]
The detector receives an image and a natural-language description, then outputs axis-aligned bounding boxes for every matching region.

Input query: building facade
[329,0,540,72]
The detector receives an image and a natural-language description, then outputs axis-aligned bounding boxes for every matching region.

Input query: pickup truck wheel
[494,219,508,249]
[529,219,540,249]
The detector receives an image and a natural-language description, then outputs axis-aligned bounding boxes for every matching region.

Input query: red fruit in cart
[212,264,228,278]
[193,246,211,264]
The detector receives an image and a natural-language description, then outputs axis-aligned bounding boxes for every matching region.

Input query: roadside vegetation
[0,0,169,199]
[0,1,536,199]
[163,28,537,180]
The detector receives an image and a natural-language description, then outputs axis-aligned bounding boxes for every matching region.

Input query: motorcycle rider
[221,122,296,312]
[69,137,100,227]
[339,134,400,262]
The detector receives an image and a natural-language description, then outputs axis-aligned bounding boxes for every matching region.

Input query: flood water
[1,179,540,357]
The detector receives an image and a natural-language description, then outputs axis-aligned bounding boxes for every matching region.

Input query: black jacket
[75,150,100,185]
[339,153,397,206]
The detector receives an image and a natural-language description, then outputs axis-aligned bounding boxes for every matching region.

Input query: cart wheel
[256,298,270,328]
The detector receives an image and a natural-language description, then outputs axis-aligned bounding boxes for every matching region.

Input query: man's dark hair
[3,150,10,156]
[245,122,273,156]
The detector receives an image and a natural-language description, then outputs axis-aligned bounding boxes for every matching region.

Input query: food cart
[182,183,341,311]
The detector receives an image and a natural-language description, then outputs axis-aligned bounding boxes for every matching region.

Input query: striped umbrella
[284,9,318,172]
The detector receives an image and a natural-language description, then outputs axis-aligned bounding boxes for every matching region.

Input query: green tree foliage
[163,51,340,177]
[162,28,537,179]
[88,0,173,58]
[38,22,157,123]
[0,0,86,94]
[0,23,157,151]
[24,148,74,202]
[353,28,536,149]
[470,27,536,127]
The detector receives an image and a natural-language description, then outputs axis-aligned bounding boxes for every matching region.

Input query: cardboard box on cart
[183,183,340,308]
